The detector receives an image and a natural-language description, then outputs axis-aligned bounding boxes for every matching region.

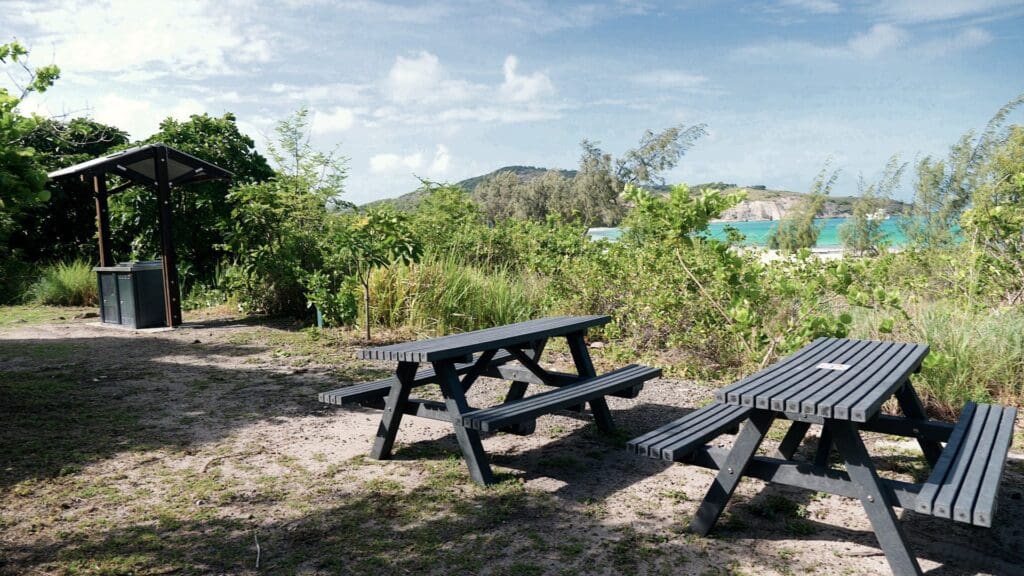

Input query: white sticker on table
[816,362,851,371]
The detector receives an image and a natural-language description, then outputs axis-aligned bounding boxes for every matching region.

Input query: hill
[364,165,577,211]
[363,167,910,221]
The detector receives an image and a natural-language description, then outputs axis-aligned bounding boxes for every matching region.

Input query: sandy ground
[1,311,1023,575]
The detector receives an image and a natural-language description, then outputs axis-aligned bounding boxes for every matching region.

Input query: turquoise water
[588,217,908,248]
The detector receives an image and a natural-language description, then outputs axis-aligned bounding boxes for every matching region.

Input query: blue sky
[7,0,1024,203]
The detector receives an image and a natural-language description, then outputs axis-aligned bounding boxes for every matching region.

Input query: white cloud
[270,82,370,103]
[847,24,908,58]
[779,0,841,14]
[369,145,452,177]
[918,27,994,56]
[385,51,481,104]
[630,70,708,90]
[370,151,423,174]
[90,94,206,139]
[9,0,271,79]
[312,107,356,134]
[500,55,554,102]
[735,23,908,60]
[870,0,1023,24]
[429,144,451,174]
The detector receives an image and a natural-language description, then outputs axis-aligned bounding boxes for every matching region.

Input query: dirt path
[1,312,1022,575]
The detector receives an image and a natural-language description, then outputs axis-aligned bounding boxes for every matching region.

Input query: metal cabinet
[94,261,167,329]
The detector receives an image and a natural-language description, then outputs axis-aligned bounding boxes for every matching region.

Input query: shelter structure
[48,143,232,327]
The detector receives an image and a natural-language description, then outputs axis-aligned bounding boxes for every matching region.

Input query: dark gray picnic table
[321,315,660,485]
[629,337,1017,576]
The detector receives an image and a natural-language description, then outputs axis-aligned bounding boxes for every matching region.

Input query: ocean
[587,217,908,248]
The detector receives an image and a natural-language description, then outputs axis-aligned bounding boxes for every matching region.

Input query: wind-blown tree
[472,124,706,227]
[839,155,907,256]
[903,93,1024,249]
[961,125,1024,303]
[0,40,60,301]
[768,162,840,253]
[109,112,275,285]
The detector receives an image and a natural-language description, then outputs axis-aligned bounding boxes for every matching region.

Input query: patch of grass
[0,370,147,489]
[29,260,98,306]
[0,305,94,327]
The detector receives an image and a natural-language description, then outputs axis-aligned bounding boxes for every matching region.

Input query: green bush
[850,301,1024,413]
[366,255,548,334]
[30,260,97,306]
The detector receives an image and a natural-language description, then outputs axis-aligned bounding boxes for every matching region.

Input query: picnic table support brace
[371,361,417,460]
[691,410,775,535]
[434,360,495,486]
[830,420,923,576]
[894,382,943,467]
[776,421,810,460]
[505,339,547,403]
[566,331,615,431]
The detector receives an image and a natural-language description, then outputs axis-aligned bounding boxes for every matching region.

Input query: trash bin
[94,260,167,329]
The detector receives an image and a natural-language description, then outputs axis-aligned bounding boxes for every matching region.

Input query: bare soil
[1,309,1022,575]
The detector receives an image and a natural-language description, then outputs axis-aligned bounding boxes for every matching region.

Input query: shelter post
[92,175,113,267]
[154,147,183,327]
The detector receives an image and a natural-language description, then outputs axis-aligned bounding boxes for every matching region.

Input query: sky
[5,0,1024,203]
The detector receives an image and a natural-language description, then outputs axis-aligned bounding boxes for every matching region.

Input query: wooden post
[92,175,112,267]
[154,147,182,327]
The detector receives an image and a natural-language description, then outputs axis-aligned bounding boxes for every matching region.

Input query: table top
[359,315,611,363]
[715,337,929,422]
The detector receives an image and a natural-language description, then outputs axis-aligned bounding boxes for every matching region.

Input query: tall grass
[366,255,548,334]
[851,301,1024,415]
[30,260,98,307]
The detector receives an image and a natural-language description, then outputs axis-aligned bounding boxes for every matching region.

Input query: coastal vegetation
[3,42,1024,413]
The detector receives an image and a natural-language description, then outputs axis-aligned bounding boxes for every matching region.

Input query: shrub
[30,260,97,306]
[366,255,548,334]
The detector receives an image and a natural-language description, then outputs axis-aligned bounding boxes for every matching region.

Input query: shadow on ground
[0,331,384,490]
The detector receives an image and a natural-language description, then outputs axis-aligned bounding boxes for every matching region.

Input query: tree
[768,162,839,253]
[221,109,341,316]
[961,125,1024,302]
[839,155,907,256]
[903,93,1024,249]
[109,113,274,284]
[16,118,128,263]
[333,209,420,340]
[615,124,707,186]
[0,40,60,301]
[568,140,623,226]
[473,170,521,223]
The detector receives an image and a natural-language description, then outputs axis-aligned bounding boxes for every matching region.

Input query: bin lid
[93,260,164,273]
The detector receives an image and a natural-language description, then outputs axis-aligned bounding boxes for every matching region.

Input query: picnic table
[321,315,660,485]
[629,337,1017,576]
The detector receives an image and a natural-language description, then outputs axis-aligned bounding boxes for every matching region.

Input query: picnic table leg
[830,420,923,576]
[813,425,833,468]
[775,421,811,460]
[691,410,774,535]
[434,360,495,486]
[566,331,614,432]
[370,361,417,460]
[894,382,943,467]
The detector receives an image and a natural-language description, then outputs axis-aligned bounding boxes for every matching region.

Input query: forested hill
[364,169,909,222]
[365,165,577,210]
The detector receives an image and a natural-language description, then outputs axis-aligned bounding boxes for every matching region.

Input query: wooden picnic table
[629,337,1017,576]
[321,315,660,485]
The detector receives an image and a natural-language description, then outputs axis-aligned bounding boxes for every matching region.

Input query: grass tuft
[30,260,98,307]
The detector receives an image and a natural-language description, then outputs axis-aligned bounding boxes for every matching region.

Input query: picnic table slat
[358,315,610,362]
[972,406,1017,526]
[742,339,852,409]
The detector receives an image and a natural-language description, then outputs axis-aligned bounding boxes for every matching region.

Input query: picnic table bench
[320,315,661,485]
[629,337,1017,576]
